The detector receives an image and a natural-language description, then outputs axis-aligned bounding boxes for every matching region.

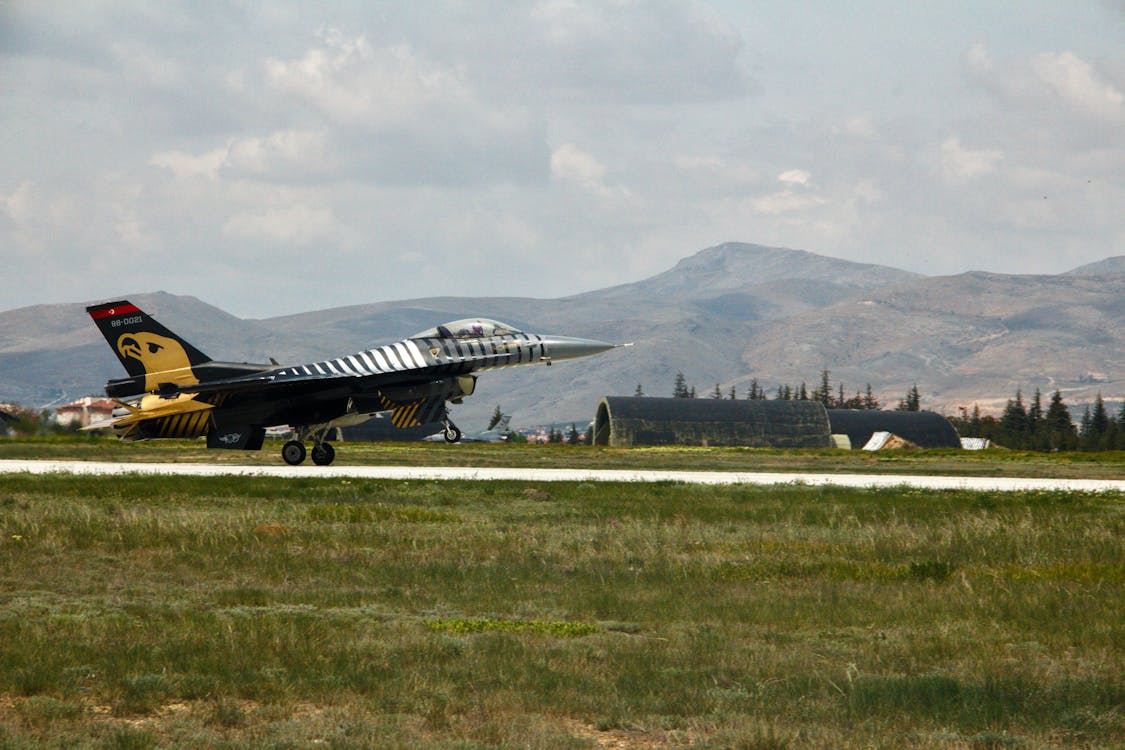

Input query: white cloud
[224,130,331,178]
[833,115,878,139]
[222,204,338,246]
[550,143,631,200]
[1030,51,1125,122]
[1,182,39,225]
[749,170,823,215]
[264,31,470,128]
[1,3,1122,316]
[966,43,1125,126]
[551,143,605,187]
[469,0,753,103]
[252,29,548,186]
[149,148,227,180]
[778,169,811,186]
[940,136,1003,183]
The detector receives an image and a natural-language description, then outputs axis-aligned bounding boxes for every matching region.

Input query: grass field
[0,445,1123,748]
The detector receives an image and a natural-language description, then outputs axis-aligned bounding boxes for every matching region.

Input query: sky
[2,1,1123,318]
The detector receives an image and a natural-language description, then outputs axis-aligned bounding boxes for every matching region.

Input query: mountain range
[2,242,1122,427]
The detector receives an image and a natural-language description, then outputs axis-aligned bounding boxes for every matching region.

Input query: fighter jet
[423,413,512,443]
[86,300,621,465]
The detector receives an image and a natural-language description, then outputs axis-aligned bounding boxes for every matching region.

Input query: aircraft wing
[148,367,343,397]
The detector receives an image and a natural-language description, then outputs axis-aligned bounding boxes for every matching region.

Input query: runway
[2,459,1123,492]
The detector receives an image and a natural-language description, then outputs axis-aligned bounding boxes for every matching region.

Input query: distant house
[55,397,116,428]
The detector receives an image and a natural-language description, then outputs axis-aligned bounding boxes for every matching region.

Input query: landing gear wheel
[311,442,336,466]
[443,425,462,443]
[282,440,306,466]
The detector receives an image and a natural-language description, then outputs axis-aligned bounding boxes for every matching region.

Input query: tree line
[643,373,1124,452]
[646,370,925,411]
[950,389,1125,451]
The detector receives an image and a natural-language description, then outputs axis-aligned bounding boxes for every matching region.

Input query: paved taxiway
[2,459,1123,492]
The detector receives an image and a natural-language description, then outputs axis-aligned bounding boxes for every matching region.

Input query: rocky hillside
[2,243,1121,426]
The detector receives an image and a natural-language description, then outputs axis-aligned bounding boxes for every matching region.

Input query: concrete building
[55,397,115,428]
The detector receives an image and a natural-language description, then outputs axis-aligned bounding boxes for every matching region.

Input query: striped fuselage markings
[276,334,546,383]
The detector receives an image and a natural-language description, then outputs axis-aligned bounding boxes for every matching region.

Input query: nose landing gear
[442,419,462,443]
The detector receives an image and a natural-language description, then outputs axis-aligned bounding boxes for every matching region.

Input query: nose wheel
[442,420,462,443]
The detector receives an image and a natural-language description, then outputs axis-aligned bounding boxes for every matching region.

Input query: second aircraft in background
[423,413,512,443]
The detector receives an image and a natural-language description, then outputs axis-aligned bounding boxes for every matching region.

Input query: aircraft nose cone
[541,336,618,362]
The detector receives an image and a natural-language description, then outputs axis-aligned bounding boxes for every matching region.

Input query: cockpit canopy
[410,318,523,340]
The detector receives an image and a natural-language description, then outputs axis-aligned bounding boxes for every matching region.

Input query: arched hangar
[826,409,961,449]
[592,396,832,448]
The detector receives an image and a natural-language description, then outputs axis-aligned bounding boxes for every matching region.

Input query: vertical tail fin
[86,301,211,388]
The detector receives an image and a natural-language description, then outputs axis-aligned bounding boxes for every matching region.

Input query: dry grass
[0,469,1121,748]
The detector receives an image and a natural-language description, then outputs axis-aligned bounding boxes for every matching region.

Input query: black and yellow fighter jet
[87,300,620,465]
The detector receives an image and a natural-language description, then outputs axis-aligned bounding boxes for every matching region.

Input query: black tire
[311,442,336,466]
[443,426,462,443]
[282,440,306,466]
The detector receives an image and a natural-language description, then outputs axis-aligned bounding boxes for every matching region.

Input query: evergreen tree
[1027,389,1044,449]
[1079,405,1093,450]
[566,424,580,445]
[998,389,1029,448]
[1078,393,1111,451]
[746,379,762,400]
[634,383,645,397]
[673,372,689,398]
[1091,393,1109,440]
[970,404,982,438]
[816,370,832,407]
[728,385,737,400]
[488,405,503,431]
[896,384,921,411]
[711,383,723,399]
[1117,400,1125,449]
[1105,412,1120,451]
[688,386,696,399]
[798,382,808,401]
[1044,390,1076,451]
[862,384,879,410]
[1028,389,1043,431]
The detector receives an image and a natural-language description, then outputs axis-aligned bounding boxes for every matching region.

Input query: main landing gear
[282,439,336,466]
[282,424,337,466]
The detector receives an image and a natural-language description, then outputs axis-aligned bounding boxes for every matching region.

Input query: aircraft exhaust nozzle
[541,336,619,363]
